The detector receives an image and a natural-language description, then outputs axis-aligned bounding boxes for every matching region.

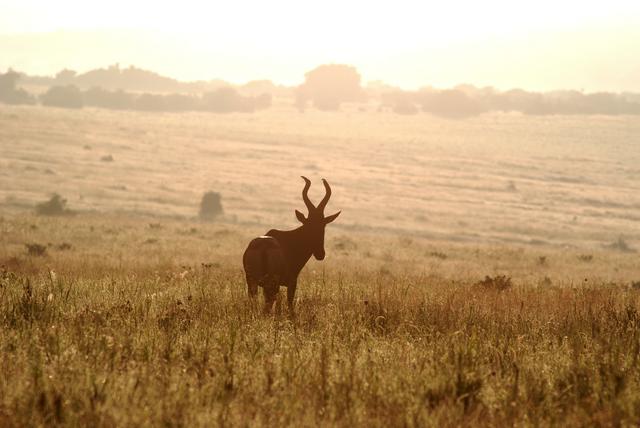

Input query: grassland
[1,104,639,248]
[1,105,640,426]
[1,213,640,426]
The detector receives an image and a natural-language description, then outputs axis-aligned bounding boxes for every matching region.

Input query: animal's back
[243,236,285,285]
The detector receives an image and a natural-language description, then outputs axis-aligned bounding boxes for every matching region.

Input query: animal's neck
[272,226,313,274]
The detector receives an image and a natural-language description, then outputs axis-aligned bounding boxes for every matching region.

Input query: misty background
[2,1,640,91]
[1,0,639,251]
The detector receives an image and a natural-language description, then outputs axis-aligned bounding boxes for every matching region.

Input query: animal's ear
[324,211,341,224]
[295,210,307,224]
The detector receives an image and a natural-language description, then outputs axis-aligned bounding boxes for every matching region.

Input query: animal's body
[242,235,285,297]
[242,177,340,313]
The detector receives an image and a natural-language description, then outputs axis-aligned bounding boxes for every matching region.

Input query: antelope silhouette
[242,176,340,313]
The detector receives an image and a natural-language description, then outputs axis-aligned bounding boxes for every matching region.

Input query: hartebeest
[242,177,340,313]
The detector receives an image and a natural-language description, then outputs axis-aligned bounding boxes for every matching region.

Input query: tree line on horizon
[0,68,273,113]
[1,64,640,117]
[380,85,640,117]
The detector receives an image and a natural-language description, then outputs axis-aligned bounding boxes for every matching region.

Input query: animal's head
[295,176,341,260]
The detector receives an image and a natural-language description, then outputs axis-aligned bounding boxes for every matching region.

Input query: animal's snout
[314,251,325,261]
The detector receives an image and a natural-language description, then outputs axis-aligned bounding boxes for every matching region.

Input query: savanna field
[1,104,640,426]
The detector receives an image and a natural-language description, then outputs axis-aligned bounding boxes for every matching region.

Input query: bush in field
[54,69,78,85]
[419,89,485,119]
[25,243,47,257]
[134,93,167,111]
[0,70,20,94]
[40,85,84,109]
[606,236,635,253]
[296,64,365,111]
[1,87,35,105]
[475,275,513,291]
[252,93,272,110]
[378,90,419,115]
[163,93,201,112]
[83,87,134,110]
[392,100,419,115]
[202,87,253,113]
[201,88,269,113]
[35,194,71,216]
[578,254,593,262]
[199,191,223,220]
[0,70,36,105]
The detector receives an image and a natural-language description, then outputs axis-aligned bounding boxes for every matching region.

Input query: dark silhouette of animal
[243,177,340,313]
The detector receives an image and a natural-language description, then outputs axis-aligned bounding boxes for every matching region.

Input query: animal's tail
[243,236,282,285]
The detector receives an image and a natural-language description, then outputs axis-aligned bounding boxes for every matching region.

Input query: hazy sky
[1,1,640,91]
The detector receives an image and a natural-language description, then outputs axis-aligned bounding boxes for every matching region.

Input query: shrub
[201,88,270,113]
[475,275,513,291]
[41,85,84,109]
[392,101,419,115]
[0,70,36,105]
[253,93,272,110]
[199,191,223,220]
[419,89,485,119]
[57,243,73,251]
[296,64,365,111]
[134,93,167,111]
[333,236,358,252]
[163,93,201,112]
[606,236,635,253]
[0,87,35,105]
[202,87,253,113]
[430,251,448,260]
[25,243,47,257]
[312,95,341,111]
[35,194,71,216]
[83,87,134,110]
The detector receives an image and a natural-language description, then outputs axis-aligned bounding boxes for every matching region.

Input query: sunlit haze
[2,0,640,90]
[4,0,640,424]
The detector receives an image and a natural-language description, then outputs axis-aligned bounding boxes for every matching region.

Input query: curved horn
[317,178,332,211]
[300,176,314,211]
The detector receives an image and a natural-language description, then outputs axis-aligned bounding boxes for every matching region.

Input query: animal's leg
[263,283,278,315]
[287,279,298,313]
[245,273,258,298]
[274,292,283,315]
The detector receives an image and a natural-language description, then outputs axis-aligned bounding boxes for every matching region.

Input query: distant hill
[20,64,232,94]
[66,65,181,92]
[14,64,293,97]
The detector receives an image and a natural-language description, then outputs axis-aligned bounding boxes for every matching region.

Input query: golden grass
[1,105,639,249]
[1,213,640,426]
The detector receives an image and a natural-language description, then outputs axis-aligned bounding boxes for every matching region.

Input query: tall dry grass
[1,213,640,426]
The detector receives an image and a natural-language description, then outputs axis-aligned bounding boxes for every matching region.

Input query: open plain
[1,105,640,426]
